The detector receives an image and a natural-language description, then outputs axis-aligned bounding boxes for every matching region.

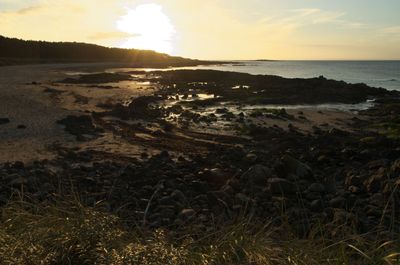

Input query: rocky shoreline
[1,67,399,240]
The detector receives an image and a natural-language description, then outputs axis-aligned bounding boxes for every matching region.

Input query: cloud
[15,5,43,15]
[0,0,396,59]
[264,8,365,31]
[0,0,125,46]
[382,25,400,34]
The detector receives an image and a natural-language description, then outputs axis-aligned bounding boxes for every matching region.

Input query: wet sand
[0,63,377,163]
[0,63,154,162]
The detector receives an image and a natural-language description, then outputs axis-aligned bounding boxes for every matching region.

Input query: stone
[235,193,252,203]
[0,118,10,125]
[245,153,258,163]
[329,197,345,208]
[308,183,325,193]
[158,196,175,206]
[268,178,296,195]
[275,155,313,180]
[345,174,363,186]
[13,161,25,169]
[310,199,324,212]
[157,206,176,219]
[80,177,96,186]
[9,177,28,186]
[240,164,272,185]
[171,190,186,203]
[348,185,363,194]
[179,209,196,220]
[328,128,346,136]
[191,180,209,193]
[225,177,240,191]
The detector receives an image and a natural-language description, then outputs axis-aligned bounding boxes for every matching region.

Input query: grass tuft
[0,197,399,264]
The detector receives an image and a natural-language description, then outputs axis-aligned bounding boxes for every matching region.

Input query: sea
[172,60,400,91]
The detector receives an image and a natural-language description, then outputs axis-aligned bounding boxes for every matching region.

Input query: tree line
[0,35,206,66]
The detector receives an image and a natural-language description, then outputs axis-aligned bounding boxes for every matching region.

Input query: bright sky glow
[0,0,399,60]
[116,4,176,53]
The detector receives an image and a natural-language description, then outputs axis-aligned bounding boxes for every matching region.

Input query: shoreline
[0,63,398,163]
[1,64,399,260]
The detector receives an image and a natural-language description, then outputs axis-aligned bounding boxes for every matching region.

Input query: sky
[0,0,399,60]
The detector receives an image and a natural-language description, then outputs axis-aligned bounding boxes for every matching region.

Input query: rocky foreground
[1,68,400,241]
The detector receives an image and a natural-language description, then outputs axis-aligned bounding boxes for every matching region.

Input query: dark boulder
[275,155,313,180]
[268,178,296,195]
[0,118,10,125]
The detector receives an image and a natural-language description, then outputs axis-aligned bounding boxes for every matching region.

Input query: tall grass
[0,196,399,265]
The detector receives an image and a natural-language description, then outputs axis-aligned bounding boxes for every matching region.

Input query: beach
[1,63,400,261]
[0,63,388,163]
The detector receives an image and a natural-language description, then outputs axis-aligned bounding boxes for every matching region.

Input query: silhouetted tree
[0,35,207,67]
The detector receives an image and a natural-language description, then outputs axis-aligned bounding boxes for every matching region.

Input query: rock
[312,126,322,134]
[157,206,176,219]
[198,214,208,222]
[13,161,25,169]
[308,183,325,193]
[328,128,346,136]
[345,174,363,186]
[240,164,272,185]
[179,209,196,220]
[225,177,240,191]
[275,155,313,181]
[215,108,229,114]
[9,177,28,186]
[159,150,170,158]
[158,196,175,206]
[220,184,234,196]
[268,178,296,195]
[235,193,252,203]
[80,177,96,187]
[209,190,231,203]
[171,190,186,203]
[198,168,229,188]
[0,118,10,125]
[190,180,208,193]
[57,115,103,140]
[329,197,345,208]
[348,185,363,194]
[60,73,131,84]
[245,153,258,163]
[317,155,328,163]
[310,199,324,212]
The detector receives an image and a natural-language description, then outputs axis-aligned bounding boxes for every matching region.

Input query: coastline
[1,63,399,263]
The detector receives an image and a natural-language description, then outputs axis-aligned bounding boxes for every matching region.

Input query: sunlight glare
[117,4,176,54]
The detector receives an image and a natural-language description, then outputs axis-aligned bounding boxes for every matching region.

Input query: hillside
[0,36,215,67]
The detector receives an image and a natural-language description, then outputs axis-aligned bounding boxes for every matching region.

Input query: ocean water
[173,60,400,91]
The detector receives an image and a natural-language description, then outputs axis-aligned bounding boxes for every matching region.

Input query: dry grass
[0,196,399,265]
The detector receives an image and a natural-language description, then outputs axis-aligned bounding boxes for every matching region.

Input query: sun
[116,4,176,54]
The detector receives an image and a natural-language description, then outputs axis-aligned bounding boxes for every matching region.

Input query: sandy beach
[0,63,158,162]
[0,63,372,163]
